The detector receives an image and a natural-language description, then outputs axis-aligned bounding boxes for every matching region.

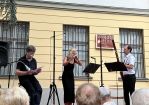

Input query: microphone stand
[5,60,18,88]
[89,57,96,83]
[92,58,96,83]
[100,38,104,87]
[47,31,60,105]
[91,57,96,64]
[3,60,35,88]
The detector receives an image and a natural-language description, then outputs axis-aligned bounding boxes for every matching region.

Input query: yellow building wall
[1,6,149,89]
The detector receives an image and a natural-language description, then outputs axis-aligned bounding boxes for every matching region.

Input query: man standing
[16,45,42,105]
[122,45,136,105]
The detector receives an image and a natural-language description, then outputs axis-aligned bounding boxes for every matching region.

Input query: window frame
[63,24,89,77]
[0,21,29,76]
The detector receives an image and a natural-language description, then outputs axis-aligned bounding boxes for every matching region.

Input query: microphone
[18,61,31,71]
[24,64,31,71]
[91,56,96,64]
[91,57,96,59]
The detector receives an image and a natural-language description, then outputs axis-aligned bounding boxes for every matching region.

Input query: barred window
[0,21,29,76]
[120,28,145,78]
[63,25,89,76]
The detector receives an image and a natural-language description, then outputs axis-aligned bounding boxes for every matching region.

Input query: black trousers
[20,77,42,105]
[123,74,136,105]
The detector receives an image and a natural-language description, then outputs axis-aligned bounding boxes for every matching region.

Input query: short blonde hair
[0,86,29,105]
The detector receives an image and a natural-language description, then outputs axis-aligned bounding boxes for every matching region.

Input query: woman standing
[62,48,82,105]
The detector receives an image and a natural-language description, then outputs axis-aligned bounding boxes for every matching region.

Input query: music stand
[104,62,127,105]
[104,62,127,72]
[83,63,100,82]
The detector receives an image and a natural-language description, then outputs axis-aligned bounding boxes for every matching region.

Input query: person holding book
[16,45,42,105]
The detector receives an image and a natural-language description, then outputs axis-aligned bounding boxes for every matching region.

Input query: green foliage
[0,0,17,25]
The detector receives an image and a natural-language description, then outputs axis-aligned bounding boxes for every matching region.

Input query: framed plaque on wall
[96,34,114,49]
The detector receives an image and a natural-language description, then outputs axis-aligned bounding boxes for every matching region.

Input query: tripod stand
[47,31,60,105]
[47,82,60,105]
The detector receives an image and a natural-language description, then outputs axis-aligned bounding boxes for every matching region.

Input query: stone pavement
[40,88,125,105]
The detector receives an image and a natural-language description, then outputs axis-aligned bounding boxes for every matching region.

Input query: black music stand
[104,62,127,72]
[104,62,127,105]
[83,63,100,82]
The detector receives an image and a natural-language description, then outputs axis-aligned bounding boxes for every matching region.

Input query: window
[0,21,29,76]
[63,25,89,76]
[119,28,145,78]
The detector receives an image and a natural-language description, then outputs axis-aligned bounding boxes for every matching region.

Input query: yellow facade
[1,2,149,90]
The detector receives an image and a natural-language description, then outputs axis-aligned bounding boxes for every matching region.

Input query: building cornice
[16,0,149,16]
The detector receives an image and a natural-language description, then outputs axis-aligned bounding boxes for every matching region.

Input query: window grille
[0,21,29,76]
[63,25,89,76]
[119,28,144,78]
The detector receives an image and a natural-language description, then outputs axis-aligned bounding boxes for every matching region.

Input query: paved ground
[40,88,126,105]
